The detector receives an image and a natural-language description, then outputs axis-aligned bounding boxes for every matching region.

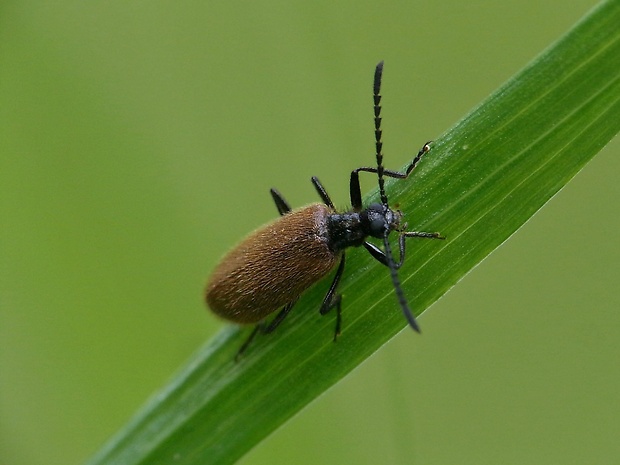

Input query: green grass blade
[87,2,620,464]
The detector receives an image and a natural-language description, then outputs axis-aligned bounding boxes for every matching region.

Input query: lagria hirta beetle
[206,61,444,358]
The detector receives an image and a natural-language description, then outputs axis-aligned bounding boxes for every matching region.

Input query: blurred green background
[2,1,619,464]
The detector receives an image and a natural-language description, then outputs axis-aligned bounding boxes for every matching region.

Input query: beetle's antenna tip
[374,61,384,95]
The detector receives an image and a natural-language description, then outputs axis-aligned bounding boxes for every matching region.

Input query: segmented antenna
[383,231,421,333]
[373,61,388,206]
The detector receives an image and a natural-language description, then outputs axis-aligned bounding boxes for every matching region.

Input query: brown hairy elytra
[206,203,340,324]
[205,61,444,359]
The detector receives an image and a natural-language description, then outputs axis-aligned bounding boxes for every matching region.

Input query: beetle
[206,61,444,358]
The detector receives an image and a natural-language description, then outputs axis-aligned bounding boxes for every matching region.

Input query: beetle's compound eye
[369,218,385,235]
[362,203,388,237]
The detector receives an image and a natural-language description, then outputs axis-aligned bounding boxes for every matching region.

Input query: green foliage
[87,2,620,464]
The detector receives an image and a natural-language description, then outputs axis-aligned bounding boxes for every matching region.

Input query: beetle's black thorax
[326,202,401,252]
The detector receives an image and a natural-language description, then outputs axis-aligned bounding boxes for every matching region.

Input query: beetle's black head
[360,202,402,239]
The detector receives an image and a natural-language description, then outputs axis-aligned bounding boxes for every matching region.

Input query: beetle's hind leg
[235,300,297,361]
[235,325,262,361]
[319,255,346,341]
